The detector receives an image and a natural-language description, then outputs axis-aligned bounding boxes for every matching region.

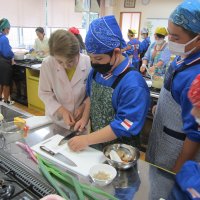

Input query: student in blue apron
[68,15,150,152]
[146,0,200,173]
[0,18,15,105]
[122,29,141,71]
[140,28,151,60]
[168,77,200,200]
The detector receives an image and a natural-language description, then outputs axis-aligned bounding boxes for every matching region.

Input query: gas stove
[0,151,55,200]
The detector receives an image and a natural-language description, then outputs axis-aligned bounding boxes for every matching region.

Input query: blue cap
[169,0,200,34]
[85,15,126,54]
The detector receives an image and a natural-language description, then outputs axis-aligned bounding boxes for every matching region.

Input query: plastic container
[0,122,28,146]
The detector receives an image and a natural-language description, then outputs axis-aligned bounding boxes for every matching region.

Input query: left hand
[74,104,85,121]
[68,135,89,151]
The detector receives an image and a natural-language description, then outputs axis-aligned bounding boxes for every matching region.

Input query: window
[7,27,20,48]
[120,12,141,42]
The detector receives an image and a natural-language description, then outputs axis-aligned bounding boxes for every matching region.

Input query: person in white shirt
[38,30,90,129]
[34,27,49,57]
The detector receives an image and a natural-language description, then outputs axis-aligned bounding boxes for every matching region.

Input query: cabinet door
[26,69,44,111]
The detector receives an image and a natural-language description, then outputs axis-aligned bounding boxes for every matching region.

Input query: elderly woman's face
[54,54,79,69]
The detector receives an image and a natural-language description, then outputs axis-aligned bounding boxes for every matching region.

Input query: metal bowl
[103,144,140,170]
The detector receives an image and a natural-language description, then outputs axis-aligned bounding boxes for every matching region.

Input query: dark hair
[75,34,86,50]
[155,33,165,39]
[36,27,45,34]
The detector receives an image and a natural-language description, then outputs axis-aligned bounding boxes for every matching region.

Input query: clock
[142,0,150,5]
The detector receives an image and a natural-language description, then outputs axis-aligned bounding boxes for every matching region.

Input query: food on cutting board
[93,171,111,180]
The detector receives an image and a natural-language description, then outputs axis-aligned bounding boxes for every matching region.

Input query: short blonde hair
[49,29,79,59]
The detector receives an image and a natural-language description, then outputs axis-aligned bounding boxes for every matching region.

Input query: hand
[68,135,89,151]
[74,118,87,132]
[152,105,157,116]
[149,66,155,74]
[140,66,146,73]
[74,104,85,121]
[11,58,16,65]
[57,107,75,127]
[40,194,65,200]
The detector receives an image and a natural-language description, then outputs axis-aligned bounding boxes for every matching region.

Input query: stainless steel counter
[0,102,180,200]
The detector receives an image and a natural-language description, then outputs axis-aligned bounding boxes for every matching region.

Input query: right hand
[57,107,75,127]
[140,66,146,73]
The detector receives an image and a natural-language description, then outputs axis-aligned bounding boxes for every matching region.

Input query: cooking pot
[14,52,25,60]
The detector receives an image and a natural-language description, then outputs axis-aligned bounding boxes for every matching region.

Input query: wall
[103,0,182,30]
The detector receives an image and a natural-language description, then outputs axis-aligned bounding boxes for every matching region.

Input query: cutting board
[31,134,106,176]
[25,116,53,129]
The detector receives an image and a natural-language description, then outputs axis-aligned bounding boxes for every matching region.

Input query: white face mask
[195,117,200,125]
[156,39,164,45]
[168,35,198,56]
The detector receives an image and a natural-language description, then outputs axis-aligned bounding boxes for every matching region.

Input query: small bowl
[103,144,140,170]
[89,164,117,186]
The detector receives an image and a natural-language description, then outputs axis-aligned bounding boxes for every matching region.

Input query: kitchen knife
[40,145,77,167]
[58,131,79,146]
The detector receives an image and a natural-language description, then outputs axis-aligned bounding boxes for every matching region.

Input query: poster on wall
[124,0,136,8]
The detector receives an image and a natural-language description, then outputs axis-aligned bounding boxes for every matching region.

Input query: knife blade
[40,145,77,167]
[58,131,79,146]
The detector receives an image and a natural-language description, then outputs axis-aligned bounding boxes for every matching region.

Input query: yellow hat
[128,29,137,35]
[155,27,168,36]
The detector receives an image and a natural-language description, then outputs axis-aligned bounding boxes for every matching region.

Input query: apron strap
[92,67,136,89]
[111,67,135,89]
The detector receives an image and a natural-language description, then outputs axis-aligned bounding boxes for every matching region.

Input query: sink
[0,105,27,122]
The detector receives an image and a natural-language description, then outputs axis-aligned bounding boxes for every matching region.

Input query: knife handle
[40,146,55,156]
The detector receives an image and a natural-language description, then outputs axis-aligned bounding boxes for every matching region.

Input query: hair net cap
[155,27,168,36]
[188,74,200,109]
[128,29,137,35]
[0,18,10,32]
[169,0,200,34]
[85,15,126,54]
[141,28,149,34]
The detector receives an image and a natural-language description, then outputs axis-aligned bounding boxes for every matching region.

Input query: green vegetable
[37,154,118,200]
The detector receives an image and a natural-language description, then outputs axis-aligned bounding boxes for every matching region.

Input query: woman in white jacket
[38,30,90,128]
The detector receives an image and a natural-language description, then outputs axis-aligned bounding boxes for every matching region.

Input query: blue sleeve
[110,86,150,137]
[86,68,94,97]
[178,87,200,142]
[142,43,154,61]
[158,46,171,66]
[176,161,200,197]
[126,41,134,56]
[0,36,14,59]
[139,40,145,54]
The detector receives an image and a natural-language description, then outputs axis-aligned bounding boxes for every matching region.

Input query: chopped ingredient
[93,171,111,180]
